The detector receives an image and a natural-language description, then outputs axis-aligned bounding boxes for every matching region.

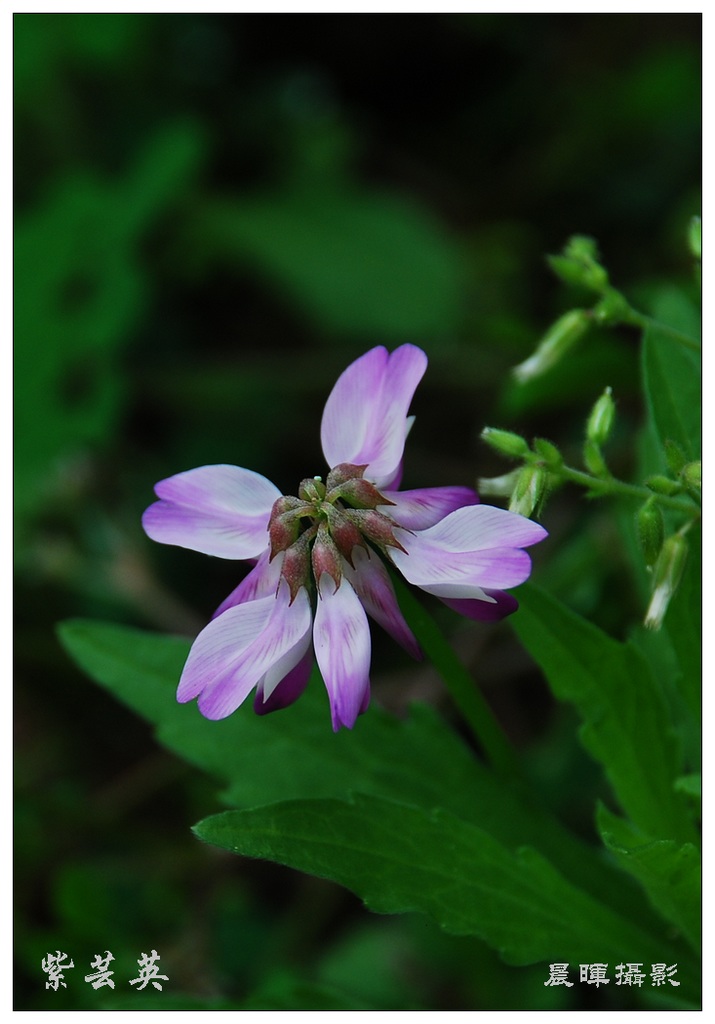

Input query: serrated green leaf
[193,795,677,973]
[597,804,700,952]
[510,586,694,844]
[57,618,667,929]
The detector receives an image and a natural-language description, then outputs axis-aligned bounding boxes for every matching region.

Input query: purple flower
[143,345,547,730]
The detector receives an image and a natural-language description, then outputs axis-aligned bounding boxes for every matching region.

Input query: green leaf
[57,619,664,925]
[193,795,678,973]
[597,804,700,952]
[642,301,700,461]
[202,185,463,339]
[510,586,695,844]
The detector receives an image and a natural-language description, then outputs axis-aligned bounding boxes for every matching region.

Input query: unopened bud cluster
[267,463,404,600]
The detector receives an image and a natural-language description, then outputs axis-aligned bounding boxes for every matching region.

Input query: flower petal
[343,547,421,660]
[313,578,371,731]
[211,548,282,618]
[439,589,519,622]
[198,584,312,720]
[390,533,534,591]
[381,485,480,530]
[412,504,547,552]
[177,594,274,703]
[254,645,314,716]
[320,345,427,487]
[142,465,280,560]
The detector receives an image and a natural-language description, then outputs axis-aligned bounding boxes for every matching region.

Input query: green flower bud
[591,288,631,327]
[688,216,701,261]
[646,475,682,497]
[299,476,326,502]
[481,427,530,459]
[512,309,590,383]
[645,532,689,630]
[533,437,562,468]
[547,236,609,292]
[476,469,522,497]
[583,438,609,478]
[587,387,615,447]
[681,460,701,500]
[636,498,664,567]
[509,464,548,518]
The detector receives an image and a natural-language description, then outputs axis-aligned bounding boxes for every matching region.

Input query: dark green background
[15,13,700,1010]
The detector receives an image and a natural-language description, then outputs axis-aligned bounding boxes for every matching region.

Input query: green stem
[558,464,699,515]
[390,572,520,778]
[624,309,701,353]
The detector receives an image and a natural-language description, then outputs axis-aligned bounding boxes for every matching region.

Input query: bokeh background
[15,12,701,1010]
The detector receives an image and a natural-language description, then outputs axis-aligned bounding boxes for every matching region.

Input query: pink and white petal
[364,345,428,484]
[177,594,275,703]
[143,465,280,560]
[412,504,547,553]
[260,626,314,701]
[380,486,480,531]
[343,547,421,660]
[439,589,519,622]
[197,584,312,720]
[254,645,314,716]
[320,345,427,487]
[321,347,391,471]
[390,536,533,590]
[313,578,371,731]
[211,549,282,619]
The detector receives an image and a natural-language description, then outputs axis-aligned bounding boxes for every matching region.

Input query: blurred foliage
[15,12,700,1010]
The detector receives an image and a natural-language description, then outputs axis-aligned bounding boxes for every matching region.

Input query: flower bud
[311,522,342,593]
[280,528,315,603]
[636,498,664,567]
[328,476,394,510]
[481,427,530,459]
[583,438,609,478]
[645,533,689,630]
[476,468,522,497]
[299,477,326,502]
[681,461,701,501]
[533,437,562,468]
[323,503,366,565]
[512,309,590,383]
[268,496,313,558]
[325,463,368,490]
[509,464,548,518]
[547,235,609,292]
[646,475,682,497]
[591,289,631,327]
[587,387,615,447]
[343,508,407,554]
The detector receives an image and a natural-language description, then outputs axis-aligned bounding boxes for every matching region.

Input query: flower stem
[390,572,520,778]
[556,464,699,515]
[623,310,701,353]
